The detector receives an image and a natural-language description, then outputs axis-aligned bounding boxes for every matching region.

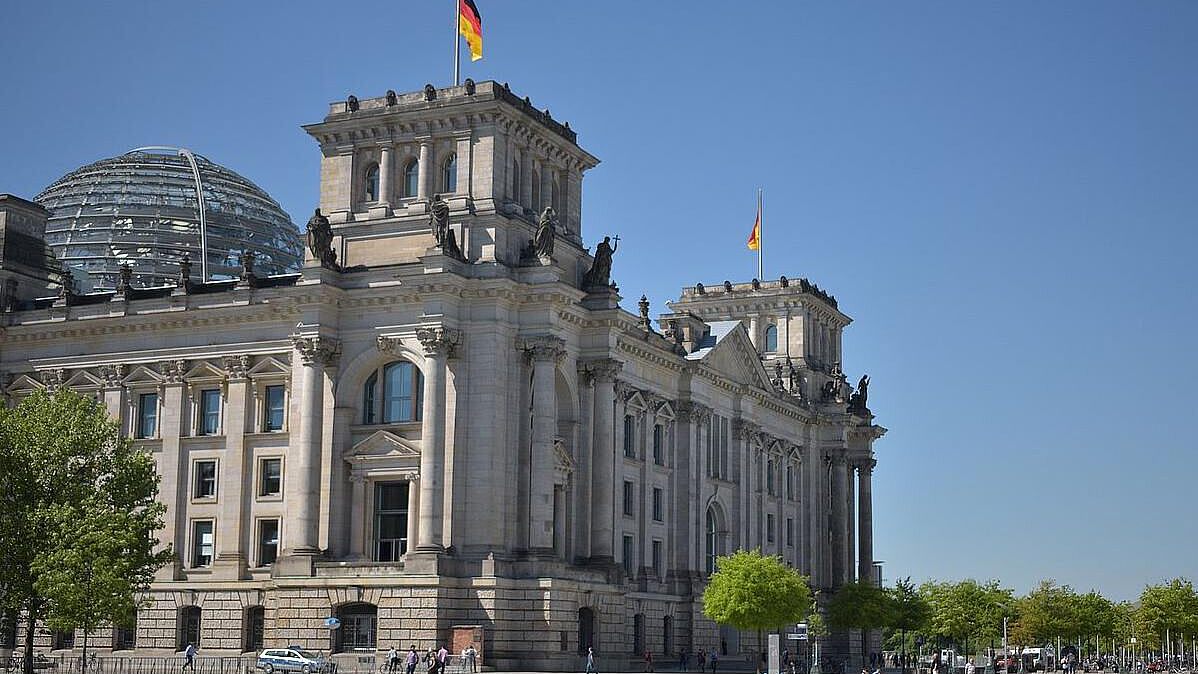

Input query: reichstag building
[0,81,885,669]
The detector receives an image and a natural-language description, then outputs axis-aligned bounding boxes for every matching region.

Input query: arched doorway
[577,607,595,655]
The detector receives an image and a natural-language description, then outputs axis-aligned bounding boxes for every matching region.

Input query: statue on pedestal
[582,235,619,290]
[533,206,557,258]
[429,197,465,261]
[306,208,340,271]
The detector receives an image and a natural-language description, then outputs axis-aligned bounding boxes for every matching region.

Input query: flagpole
[757,188,763,279]
[453,0,461,85]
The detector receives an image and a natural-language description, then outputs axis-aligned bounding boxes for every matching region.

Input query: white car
[257,648,330,674]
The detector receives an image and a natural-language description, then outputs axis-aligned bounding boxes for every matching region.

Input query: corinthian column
[283,336,339,566]
[415,327,460,552]
[829,451,848,586]
[588,358,622,561]
[857,459,876,585]
[521,335,567,552]
[417,137,433,200]
[378,145,394,206]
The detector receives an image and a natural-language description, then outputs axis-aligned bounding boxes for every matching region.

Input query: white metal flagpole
[453,0,460,85]
[757,188,763,280]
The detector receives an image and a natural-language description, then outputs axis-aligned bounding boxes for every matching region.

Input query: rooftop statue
[583,235,619,290]
[429,197,465,261]
[306,208,340,271]
[533,206,557,258]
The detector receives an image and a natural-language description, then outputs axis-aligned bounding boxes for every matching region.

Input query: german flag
[459,0,483,62]
[746,201,761,251]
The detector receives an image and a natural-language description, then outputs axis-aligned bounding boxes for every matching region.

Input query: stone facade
[0,81,884,670]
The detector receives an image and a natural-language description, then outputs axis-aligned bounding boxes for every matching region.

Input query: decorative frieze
[38,368,66,392]
[159,359,187,384]
[223,355,251,381]
[98,363,126,389]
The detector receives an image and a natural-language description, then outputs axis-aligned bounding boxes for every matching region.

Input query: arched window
[705,506,722,575]
[442,153,457,194]
[531,170,541,211]
[623,414,636,458]
[577,607,595,655]
[361,362,424,424]
[512,159,522,202]
[364,164,380,202]
[335,603,377,652]
[402,158,419,198]
[764,324,778,352]
[177,606,201,651]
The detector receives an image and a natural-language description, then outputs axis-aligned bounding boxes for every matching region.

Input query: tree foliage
[1134,578,1198,650]
[827,580,891,663]
[703,549,812,632]
[921,579,1014,652]
[0,390,171,673]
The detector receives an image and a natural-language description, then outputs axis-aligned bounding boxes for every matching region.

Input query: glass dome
[36,148,303,291]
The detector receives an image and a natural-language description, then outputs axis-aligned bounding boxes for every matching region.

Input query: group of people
[385,644,478,674]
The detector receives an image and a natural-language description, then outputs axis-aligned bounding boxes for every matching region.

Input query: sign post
[770,634,781,674]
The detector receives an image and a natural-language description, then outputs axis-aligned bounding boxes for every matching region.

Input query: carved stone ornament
[223,355,251,381]
[416,327,462,358]
[346,95,359,112]
[292,336,341,366]
[583,358,623,383]
[38,368,66,391]
[160,359,187,384]
[376,335,402,355]
[98,363,127,389]
[385,90,397,106]
[519,335,567,363]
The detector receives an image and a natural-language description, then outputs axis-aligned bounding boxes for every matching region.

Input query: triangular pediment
[699,324,774,391]
[346,430,422,462]
[625,390,648,411]
[656,401,675,420]
[122,365,163,385]
[184,361,226,382]
[5,374,45,394]
[248,356,289,376]
[63,370,104,390]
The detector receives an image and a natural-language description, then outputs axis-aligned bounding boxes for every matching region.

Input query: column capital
[519,335,567,363]
[732,417,760,441]
[580,357,623,383]
[417,327,462,358]
[854,457,877,474]
[291,335,341,366]
[223,355,251,382]
[98,363,126,390]
[38,368,66,392]
[677,401,712,423]
[158,359,187,385]
[828,451,848,466]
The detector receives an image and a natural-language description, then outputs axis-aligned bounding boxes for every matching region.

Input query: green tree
[827,580,891,665]
[1014,580,1082,646]
[922,579,1014,658]
[886,577,932,674]
[703,550,812,666]
[1135,579,1198,652]
[0,390,171,674]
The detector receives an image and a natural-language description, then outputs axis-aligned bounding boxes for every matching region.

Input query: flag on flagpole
[746,201,761,251]
[459,0,483,62]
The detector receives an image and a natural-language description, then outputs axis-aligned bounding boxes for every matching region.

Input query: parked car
[257,648,330,674]
[994,655,1020,673]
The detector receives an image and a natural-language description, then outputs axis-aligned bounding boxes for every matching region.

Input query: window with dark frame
[136,392,158,438]
[652,487,663,522]
[362,371,377,424]
[192,521,214,567]
[199,389,221,435]
[652,424,664,465]
[365,164,380,202]
[264,385,285,431]
[651,539,663,578]
[113,620,136,651]
[244,606,265,653]
[622,535,635,574]
[52,629,75,650]
[374,482,409,561]
[259,458,282,497]
[362,362,423,424]
[335,603,377,652]
[442,153,457,193]
[402,159,418,198]
[767,513,776,543]
[623,480,635,516]
[258,519,279,566]
[786,517,794,547]
[623,414,636,458]
[178,606,201,650]
[194,460,217,499]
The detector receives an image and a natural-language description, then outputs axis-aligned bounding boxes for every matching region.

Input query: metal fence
[2,655,257,674]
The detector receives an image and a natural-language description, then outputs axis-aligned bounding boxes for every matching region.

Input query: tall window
[374,482,409,561]
[707,415,730,479]
[766,513,776,543]
[766,459,776,496]
[263,385,285,431]
[623,415,636,458]
[622,535,635,574]
[651,540,663,578]
[551,177,562,215]
[259,458,282,497]
[193,460,217,499]
[402,159,419,198]
[336,603,377,652]
[786,517,794,547]
[765,324,778,352]
[191,521,214,567]
[364,164,380,202]
[178,606,201,650]
[662,616,673,657]
[199,389,221,435]
[652,487,663,522]
[786,465,795,501]
[531,170,541,210]
[363,372,377,424]
[442,153,457,193]
[622,480,635,516]
[632,614,645,655]
[257,519,279,566]
[652,424,664,465]
[244,607,265,653]
[512,159,522,202]
[136,392,158,438]
[363,362,423,424]
[1,611,18,651]
[705,507,721,575]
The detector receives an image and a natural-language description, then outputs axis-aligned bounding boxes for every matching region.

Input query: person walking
[679,648,689,671]
[182,643,197,672]
[424,648,437,674]
[645,650,655,673]
[710,651,718,673]
[585,647,597,674]
[698,650,707,673]
[405,646,419,674]
[388,646,400,673]
[462,644,477,674]
[436,645,449,674]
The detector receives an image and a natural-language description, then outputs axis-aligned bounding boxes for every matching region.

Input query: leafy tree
[0,390,170,674]
[887,577,932,674]
[922,579,1014,658]
[827,581,891,665]
[1014,580,1083,645]
[703,549,812,663]
[1135,579,1198,652]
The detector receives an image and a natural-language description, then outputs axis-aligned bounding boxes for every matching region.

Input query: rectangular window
[113,623,136,651]
[767,513,776,543]
[374,482,409,561]
[651,540,663,578]
[259,457,282,497]
[52,630,75,650]
[193,460,217,499]
[263,385,285,431]
[622,535,635,574]
[623,480,635,516]
[257,519,279,566]
[767,460,777,496]
[652,487,663,522]
[652,424,664,465]
[786,517,795,547]
[199,389,221,435]
[245,608,265,652]
[623,415,636,458]
[191,520,214,567]
[136,392,158,438]
[178,607,201,650]
[786,465,795,501]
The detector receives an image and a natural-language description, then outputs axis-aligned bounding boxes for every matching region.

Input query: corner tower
[303,81,599,273]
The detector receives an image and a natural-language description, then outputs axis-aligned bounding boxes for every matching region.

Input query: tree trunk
[81,627,88,674]
[22,600,37,674]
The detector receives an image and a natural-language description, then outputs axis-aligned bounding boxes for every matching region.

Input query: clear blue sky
[3,1,1196,602]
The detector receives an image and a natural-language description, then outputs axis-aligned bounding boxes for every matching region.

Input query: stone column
[589,359,621,561]
[520,149,533,209]
[98,364,126,422]
[748,316,760,350]
[415,327,459,553]
[522,335,566,552]
[349,476,367,560]
[378,145,393,206]
[574,365,595,560]
[846,463,856,582]
[857,459,875,585]
[406,475,420,554]
[214,355,250,578]
[281,337,338,570]
[416,137,433,200]
[829,451,847,586]
[158,360,186,579]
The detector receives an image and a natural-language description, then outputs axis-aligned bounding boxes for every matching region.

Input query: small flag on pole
[459,0,483,62]
[746,200,761,251]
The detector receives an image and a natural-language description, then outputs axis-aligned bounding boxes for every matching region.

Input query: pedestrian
[388,646,400,673]
[437,644,449,674]
[182,643,197,672]
[463,644,477,674]
[425,648,437,674]
[585,646,597,674]
[710,651,718,673]
[679,648,688,672]
[698,650,706,672]
[645,650,655,673]
[406,646,419,674]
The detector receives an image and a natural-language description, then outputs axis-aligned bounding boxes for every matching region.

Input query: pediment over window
[553,437,574,485]
[656,401,676,420]
[625,390,648,412]
[63,370,104,391]
[183,361,226,382]
[122,365,163,386]
[5,374,45,395]
[248,356,290,376]
[345,430,422,464]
